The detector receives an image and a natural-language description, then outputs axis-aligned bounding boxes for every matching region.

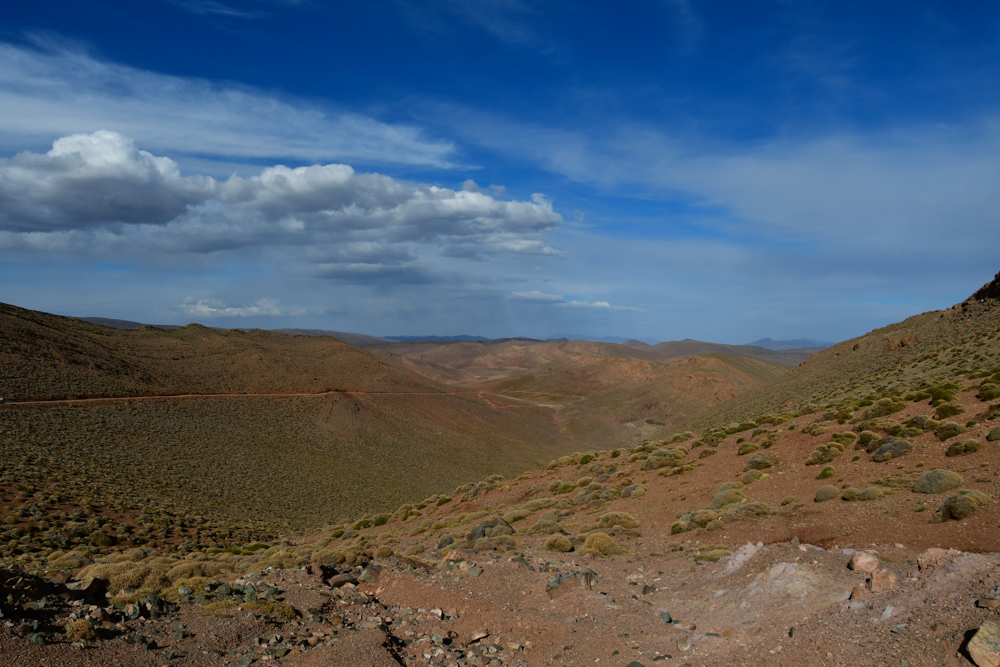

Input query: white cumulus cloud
[0,131,565,287]
[179,297,304,319]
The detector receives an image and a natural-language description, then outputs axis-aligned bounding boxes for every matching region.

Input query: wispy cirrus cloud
[0,40,456,170]
[510,290,641,311]
[174,1,269,19]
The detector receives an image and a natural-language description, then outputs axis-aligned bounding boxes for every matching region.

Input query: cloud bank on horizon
[0,2,998,343]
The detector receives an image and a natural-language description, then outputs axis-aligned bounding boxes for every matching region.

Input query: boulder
[967,620,1000,667]
[848,550,880,573]
[869,567,898,592]
[744,452,780,471]
[871,439,911,462]
[467,517,514,542]
[988,426,1000,443]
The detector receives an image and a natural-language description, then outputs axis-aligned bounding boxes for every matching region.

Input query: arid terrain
[2,272,1000,666]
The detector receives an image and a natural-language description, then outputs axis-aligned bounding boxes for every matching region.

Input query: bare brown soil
[374,337,792,450]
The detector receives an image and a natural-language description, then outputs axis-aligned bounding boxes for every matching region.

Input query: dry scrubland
[2,274,1000,665]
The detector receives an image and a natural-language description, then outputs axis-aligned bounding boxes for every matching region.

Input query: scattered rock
[744,452,780,471]
[871,439,911,463]
[869,568,898,593]
[467,517,514,542]
[967,620,1000,667]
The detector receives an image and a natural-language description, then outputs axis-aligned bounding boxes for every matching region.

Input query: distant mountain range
[744,337,834,351]
[74,317,833,353]
[545,334,660,345]
[384,335,489,341]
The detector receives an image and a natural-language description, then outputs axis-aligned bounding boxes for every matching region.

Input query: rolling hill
[1,275,1000,666]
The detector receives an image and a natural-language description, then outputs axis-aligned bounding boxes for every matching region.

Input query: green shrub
[841,488,861,502]
[582,532,625,557]
[934,403,965,420]
[737,442,759,455]
[781,495,795,506]
[709,488,747,510]
[801,423,828,436]
[579,454,594,465]
[860,398,905,419]
[830,432,857,446]
[244,600,298,621]
[979,384,1000,400]
[814,485,839,502]
[912,469,963,494]
[805,442,845,465]
[543,534,573,552]
[597,512,639,530]
[64,619,97,641]
[856,431,881,452]
[946,439,980,457]
[859,487,884,501]
[931,489,990,522]
[742,469,768,485]
[816,466,836,480]
[936,421,967,441]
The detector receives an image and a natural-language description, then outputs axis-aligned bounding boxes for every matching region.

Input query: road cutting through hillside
[0,388,564,409]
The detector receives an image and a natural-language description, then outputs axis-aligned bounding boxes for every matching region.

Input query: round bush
[841,488,861,502]
[946,439,980,457]
[859,486,883,501]
[597,512,639,530]
[815,466,836,480]
[64,619,97,641]
[932,489,990,522]
[543,534,573,552]
[815,485,839,502]
[708,489,747,510]
[582,532,624,557]
[913,469,964,494]
[742,469,767,485]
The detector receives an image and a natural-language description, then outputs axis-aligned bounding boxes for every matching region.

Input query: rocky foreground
[3,539,1000,666]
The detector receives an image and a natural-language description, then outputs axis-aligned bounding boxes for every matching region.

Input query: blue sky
[1,1,999,343]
